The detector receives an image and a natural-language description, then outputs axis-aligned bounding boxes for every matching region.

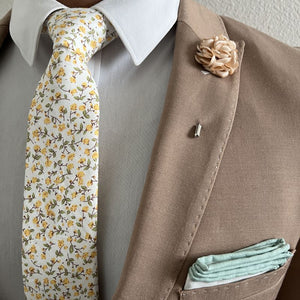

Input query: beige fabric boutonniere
[195,34,239,78]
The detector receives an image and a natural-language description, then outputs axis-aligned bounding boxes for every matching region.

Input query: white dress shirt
[3,0,180,299]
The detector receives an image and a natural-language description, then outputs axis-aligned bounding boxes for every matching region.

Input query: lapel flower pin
[195,34,239,78]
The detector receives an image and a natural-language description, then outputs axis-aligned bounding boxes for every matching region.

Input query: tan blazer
[1,0,299,299]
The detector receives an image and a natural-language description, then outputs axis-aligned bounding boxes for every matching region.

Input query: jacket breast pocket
[178,249,295,300]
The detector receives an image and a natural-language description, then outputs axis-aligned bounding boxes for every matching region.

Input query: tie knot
[47,8,107,62]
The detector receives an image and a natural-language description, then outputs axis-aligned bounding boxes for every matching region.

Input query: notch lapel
[113,0,245,299]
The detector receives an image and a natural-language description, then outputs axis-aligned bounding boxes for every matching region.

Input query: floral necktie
[22,8,117,299]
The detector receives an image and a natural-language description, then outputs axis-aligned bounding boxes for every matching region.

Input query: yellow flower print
[24,229,31,237]
[42,191,49,198]
[68,153,75,160]
[59,30,66,36]
[30,245,37,253]
[63,40,69,48]
[77,171,85,178]
[58,123,66,131]
[22,9,118,298]
[36,294,42,299]
[78,157,86,163]
[45,177,51,185]
[54,177,62,184]
[70,103,77,110]
[53,51,59,59]
[82,206,88,212]
[36,104,43,111]
[92,151,98,160]
[75,48,83,56]
[31,98,36,108]
[58,68,65,76]
[59,106,65,112]
[35,200,42,208]
[90,40,97,49]
[58,240,64,248]
[44,117,51,124]
[70,204,77,212]
[67,163,74,170]
[45,158,52,167]
[82,138,89,145]
[32,177,38,183]
[86,124,93,131]
[42,265,48,271]
[32,129,39,137]
[42,221,48,228]
[79,26,86,33]
[94,129,99,136]
[56,194,62,201]
[47,210,55,217]
[86,268,93,275]
[88,290,95,297]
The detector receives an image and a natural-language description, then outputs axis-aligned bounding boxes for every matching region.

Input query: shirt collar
[10,0,180,66]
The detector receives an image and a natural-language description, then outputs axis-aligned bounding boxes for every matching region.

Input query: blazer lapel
[113,0,245,299]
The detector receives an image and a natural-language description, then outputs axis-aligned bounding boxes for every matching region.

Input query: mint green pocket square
[188,238,293,283]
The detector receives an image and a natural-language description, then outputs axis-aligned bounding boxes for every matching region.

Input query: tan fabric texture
[1,0,299,299]
[111,0,300,299]
[0,9,10,48]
